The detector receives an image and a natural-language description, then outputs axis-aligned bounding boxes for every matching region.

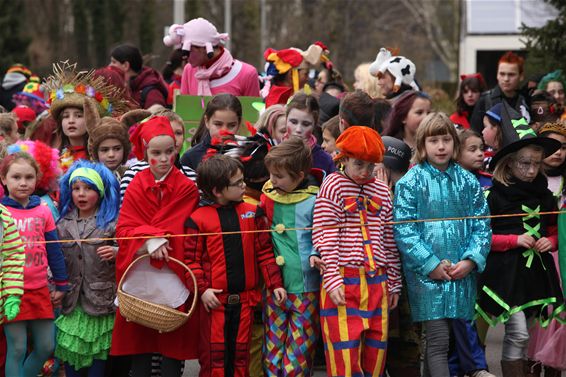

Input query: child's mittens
[4,296,21,321]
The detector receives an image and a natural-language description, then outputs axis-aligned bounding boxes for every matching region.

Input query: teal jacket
[393,162,491,321]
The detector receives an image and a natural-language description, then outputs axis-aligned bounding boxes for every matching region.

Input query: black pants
[130,353,182,377]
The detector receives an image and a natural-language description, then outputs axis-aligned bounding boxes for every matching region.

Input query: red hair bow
[460,73,486,89]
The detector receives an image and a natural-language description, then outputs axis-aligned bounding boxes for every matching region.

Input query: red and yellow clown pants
[263,291,320,376]
[198,296,255,377]
[321,267,389,377]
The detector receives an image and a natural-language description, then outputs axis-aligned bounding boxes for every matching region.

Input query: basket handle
[118,254,199,318]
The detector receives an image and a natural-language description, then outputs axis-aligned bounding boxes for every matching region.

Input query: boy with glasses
[184,154,286,377]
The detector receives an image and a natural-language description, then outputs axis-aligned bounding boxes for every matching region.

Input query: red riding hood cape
[111,166,200,360]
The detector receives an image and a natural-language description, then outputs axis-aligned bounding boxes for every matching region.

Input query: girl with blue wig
[53,160,120,377]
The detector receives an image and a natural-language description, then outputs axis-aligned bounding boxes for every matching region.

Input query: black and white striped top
[120,161,198,203]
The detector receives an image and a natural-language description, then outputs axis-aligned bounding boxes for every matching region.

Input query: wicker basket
[117,254,198,333]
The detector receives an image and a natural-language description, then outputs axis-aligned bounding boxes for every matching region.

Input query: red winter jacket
[129,67,168,109]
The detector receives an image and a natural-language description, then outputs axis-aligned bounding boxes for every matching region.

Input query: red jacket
[450,111,471,129]
[166,74,181,106]
[129,67,168,109]
[184,202,283,301]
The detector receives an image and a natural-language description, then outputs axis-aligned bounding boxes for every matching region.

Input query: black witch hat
[490,101,560,168]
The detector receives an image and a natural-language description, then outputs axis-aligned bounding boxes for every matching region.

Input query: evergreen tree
[107,0,125,45]
[0,0,31,73]
[73,0,90,67]
[91,0,108,67]
[139,0,156,54]
[521,0,566,75]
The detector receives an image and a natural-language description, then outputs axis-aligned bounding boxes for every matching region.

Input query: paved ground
[184,324,506,376]
[484,323,504,376]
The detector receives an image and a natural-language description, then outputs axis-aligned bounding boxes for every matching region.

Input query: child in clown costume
[260,138,324,376]
[312,126,402,377]
[5,141,63,377]
[1,151,68,377]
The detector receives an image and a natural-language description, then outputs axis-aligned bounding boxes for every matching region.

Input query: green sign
[173,94,263,154]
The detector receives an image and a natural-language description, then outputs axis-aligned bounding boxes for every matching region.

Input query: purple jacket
[312,144,335,176]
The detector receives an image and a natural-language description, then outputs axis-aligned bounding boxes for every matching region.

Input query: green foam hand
[4,296,21,321]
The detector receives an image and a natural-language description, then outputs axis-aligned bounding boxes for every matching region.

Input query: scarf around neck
[194,49,235,96]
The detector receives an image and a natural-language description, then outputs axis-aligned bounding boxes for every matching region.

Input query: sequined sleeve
[393,177,442,277]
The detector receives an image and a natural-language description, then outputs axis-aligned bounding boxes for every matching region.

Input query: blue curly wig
[59,160,120,229]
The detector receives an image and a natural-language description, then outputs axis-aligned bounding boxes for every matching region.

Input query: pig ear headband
[174,34,229,60]
[178,41,216,60]
[163,24,185,49]
[202,32,229,58]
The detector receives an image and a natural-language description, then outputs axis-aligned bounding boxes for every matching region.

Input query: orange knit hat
[334,126,385,163]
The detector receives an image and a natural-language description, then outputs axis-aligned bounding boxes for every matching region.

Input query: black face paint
[515,158,542,175]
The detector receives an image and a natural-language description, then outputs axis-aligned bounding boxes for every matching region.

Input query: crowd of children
[0,15,564,377]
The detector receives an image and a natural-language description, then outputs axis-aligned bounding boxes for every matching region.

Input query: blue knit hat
[485,103,503,124]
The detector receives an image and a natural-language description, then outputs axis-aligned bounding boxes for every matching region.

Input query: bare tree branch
[400,0,458,80]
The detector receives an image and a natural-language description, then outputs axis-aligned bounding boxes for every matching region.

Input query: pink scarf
[194,49,234,95]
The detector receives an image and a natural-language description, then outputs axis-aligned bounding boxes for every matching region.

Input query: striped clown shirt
[312,172,401,294]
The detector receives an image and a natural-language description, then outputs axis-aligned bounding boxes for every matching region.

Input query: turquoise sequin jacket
[393,162,491,322]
